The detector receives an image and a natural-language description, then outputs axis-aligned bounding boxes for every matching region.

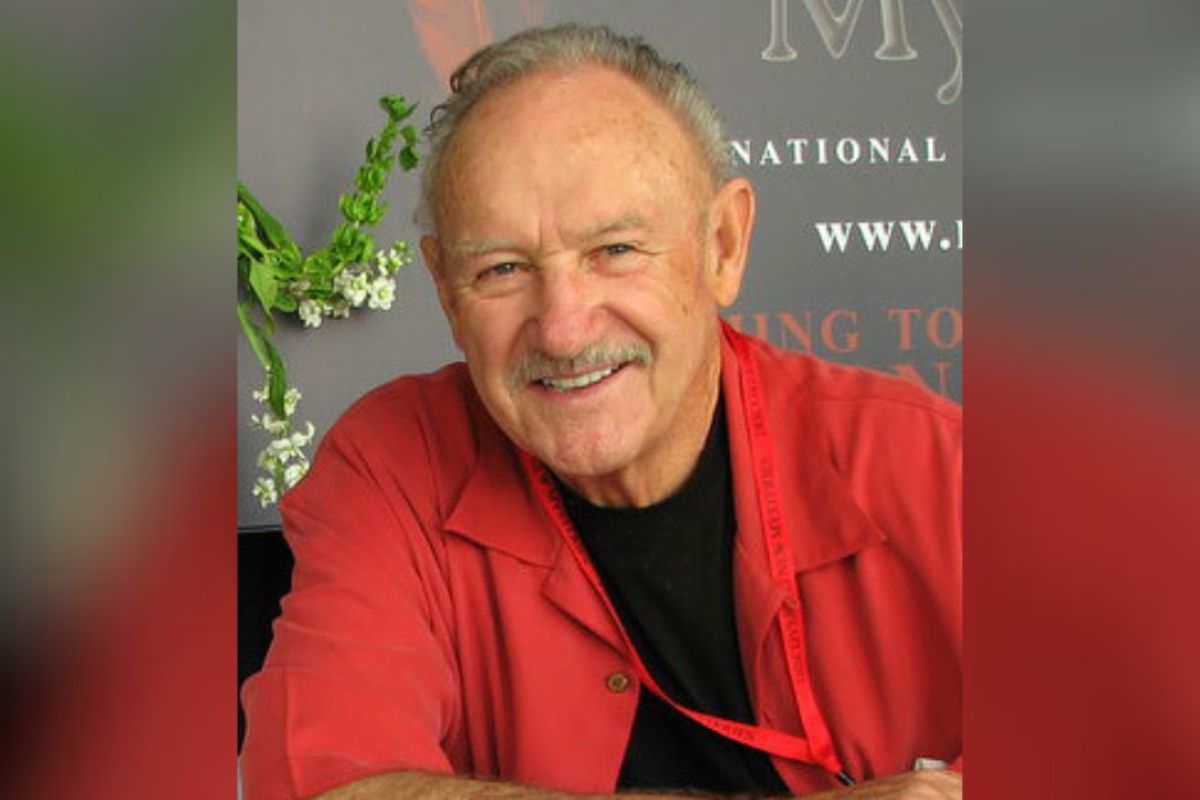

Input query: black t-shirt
[555,399,789,796]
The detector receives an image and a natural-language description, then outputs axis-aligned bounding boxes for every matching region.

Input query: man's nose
[532,263,599,357]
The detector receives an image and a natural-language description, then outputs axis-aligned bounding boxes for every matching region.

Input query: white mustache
[507,342,653,388]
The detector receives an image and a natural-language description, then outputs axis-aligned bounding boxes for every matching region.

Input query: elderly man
[242,23,961,800]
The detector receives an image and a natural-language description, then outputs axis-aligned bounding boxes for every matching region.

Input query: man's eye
[603,243,633,257]
[479,262,520,281]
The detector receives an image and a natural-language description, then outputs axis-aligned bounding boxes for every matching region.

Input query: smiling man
[426,59,741,509]
[242,24,962,800]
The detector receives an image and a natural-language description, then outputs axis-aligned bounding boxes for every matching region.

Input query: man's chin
[541,451,627,482]
[536,442,636,491]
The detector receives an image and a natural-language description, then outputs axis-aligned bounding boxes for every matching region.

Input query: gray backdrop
[238,0,962,529]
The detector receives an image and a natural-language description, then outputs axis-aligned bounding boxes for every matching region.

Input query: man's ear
[421,235,464,349]
[704,177,756,308]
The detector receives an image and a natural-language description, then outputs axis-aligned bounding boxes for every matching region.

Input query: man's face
[424,66,749,504]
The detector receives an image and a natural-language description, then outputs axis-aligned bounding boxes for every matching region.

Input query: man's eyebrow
[579,214,649,240]
[447,238,520,258]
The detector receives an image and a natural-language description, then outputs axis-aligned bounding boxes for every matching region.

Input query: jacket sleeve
[240,423,461,800]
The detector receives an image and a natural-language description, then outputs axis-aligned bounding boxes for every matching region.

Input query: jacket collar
[720,321,888,576]
[443,390,623,650]
[443,392,561,568]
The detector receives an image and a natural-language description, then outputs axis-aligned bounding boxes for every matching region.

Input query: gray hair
[415,23,733,233]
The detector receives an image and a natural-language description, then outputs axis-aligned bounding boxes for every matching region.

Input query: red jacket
[241,324,962,799]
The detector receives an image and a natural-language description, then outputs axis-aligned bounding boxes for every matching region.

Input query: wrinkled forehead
[431,65,713,236]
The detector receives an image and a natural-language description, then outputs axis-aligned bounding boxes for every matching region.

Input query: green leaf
[398,146,418,171]
[363,166,383,192]
[249,258,278,311]
[237,302,271,371]
[307,273,334,293]
[236,202,258,238]
[277,245,302,274]
[264,338,288,419]
[356,232,376,263]
[331,239,350,264]
[303,251,331,274]
[365,200,386,226]
[378,125,397,152]
[338,193,358,222]
[274,294,298,313]
[354,168,372,194]
[380,95,415,123]
[238,182,298,254]
[401,125,418,146]
[238,224,270,259]
[346,192,376,223]
[353,172,370,195]
[336,227,373,264]
[330,228,356,261]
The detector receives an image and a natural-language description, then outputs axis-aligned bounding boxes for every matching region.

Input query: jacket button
[606,671,632,693]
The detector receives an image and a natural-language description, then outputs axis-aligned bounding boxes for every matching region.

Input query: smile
[538,364,622,392]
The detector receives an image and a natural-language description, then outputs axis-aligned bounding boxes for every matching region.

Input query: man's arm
[315,771,677,799]
[315,770,962,800]
[803,771,961,800]
[241,417,465,798]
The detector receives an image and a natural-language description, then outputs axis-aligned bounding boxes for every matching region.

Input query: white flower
[268,436,299,462]
[330,299,351,318]
[348,273,370,306]
[289,278,311,296]
[252,476,279,507]
[251,385,269,403]
[289,421,316,448]
[367,277,396,310]
[299,299,323,328]
[388,242,413,270]
[283,461,308,488]
[283,386,302,417]
[335,270,369,307]
[256,448,279,472]
[251,412,289,435]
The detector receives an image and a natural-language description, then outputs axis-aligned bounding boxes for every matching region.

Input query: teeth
[540,366,617,392]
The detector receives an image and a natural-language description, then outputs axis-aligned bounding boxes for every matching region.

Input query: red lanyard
[518,333,848,781]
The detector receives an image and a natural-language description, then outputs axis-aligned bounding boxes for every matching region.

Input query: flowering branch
[238,94,420,506]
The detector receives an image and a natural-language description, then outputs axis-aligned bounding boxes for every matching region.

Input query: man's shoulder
[730,331,961,557]
[283,362,486,525]
[320,361,484,467]
[338,361,474,426]
[729,329,961,486]
[740,331,961,428]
